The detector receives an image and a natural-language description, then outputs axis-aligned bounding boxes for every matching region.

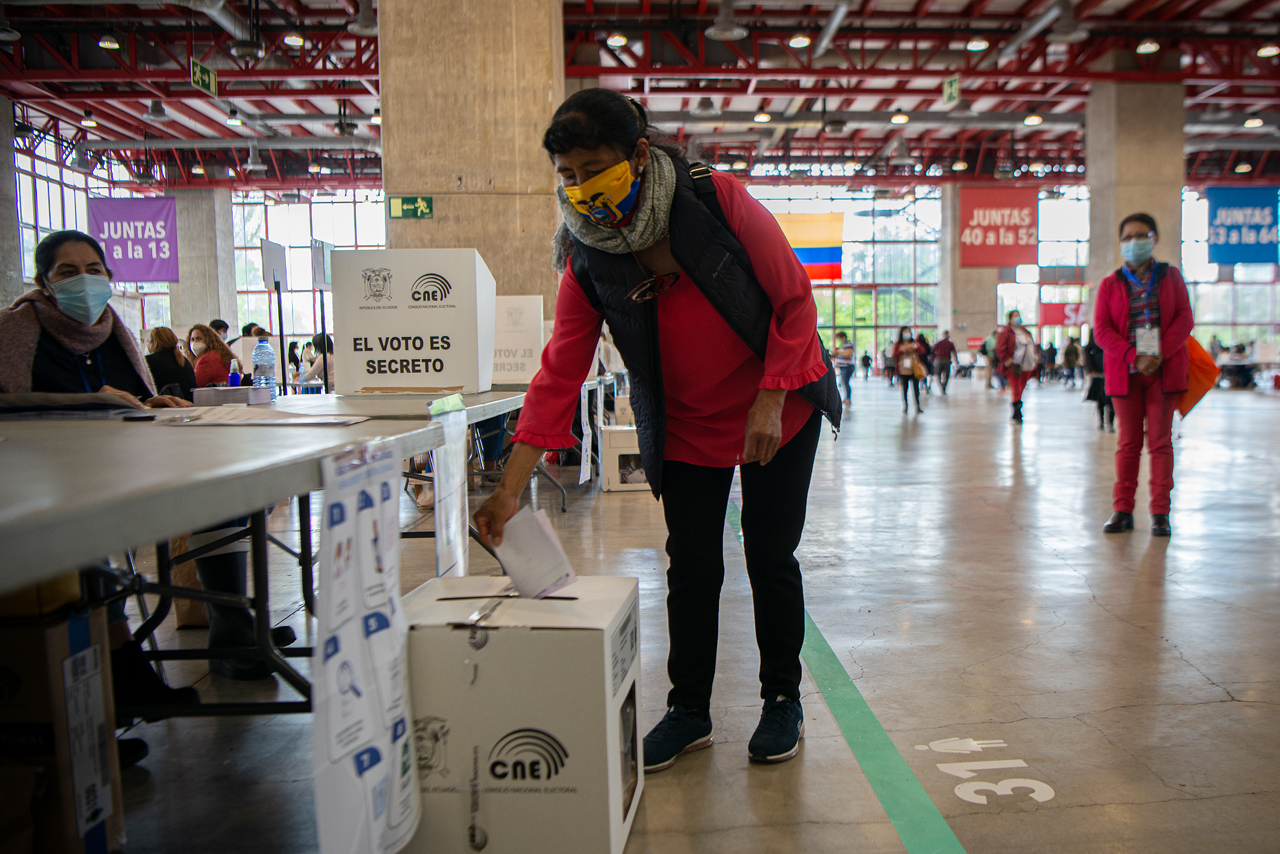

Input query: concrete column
[939,184,1000,353]
[167,189,238,330]
[1085,55,1185,286]
[0,97,26,305]
[379,0,565,316]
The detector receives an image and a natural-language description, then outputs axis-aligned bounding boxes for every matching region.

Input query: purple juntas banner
[87,197,179,281]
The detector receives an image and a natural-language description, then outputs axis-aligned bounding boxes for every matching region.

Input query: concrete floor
[119,374,1280,853]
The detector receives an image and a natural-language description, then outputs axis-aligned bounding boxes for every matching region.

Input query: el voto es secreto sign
[330,249,496,393]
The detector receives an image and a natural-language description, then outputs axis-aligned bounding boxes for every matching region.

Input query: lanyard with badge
[1121,265,1161,356]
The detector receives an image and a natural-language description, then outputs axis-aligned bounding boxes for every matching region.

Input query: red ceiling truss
[4,2,1280,190]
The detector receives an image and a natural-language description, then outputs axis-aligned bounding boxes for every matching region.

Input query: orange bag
[1176,336,1219,417]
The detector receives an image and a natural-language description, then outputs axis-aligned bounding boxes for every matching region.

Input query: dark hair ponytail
[542,87,683,161]
[34,230,113,284]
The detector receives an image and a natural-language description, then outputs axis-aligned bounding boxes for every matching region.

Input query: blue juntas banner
[1205,186,1279,264]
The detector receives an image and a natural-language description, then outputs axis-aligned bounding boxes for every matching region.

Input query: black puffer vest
[569,160,842,499]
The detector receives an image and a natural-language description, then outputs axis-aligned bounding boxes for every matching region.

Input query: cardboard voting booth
[491,296,543,385]
[331,249,496,394]
[402,576,642,854]
[600,427,647,493]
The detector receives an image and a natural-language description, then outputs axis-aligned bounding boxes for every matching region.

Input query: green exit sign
[942,74,961,106]
[389,196,433,219]
[191,58,217,98]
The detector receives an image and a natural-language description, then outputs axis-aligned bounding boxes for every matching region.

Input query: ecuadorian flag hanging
[774,213,844,281]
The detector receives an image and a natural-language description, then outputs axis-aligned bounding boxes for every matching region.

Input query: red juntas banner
[1040,303,1089,326]
[959,187,1039,267]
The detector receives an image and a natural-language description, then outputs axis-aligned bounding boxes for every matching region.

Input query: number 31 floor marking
[915,739,1057,806]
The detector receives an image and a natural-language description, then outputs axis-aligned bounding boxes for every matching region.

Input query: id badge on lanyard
[1124,267,1160,356]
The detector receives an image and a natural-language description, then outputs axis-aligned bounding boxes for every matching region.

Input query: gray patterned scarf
[552,147,678,273]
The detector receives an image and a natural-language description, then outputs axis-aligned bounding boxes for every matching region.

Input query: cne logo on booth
[487,728,569,781]
[411,273,452,303]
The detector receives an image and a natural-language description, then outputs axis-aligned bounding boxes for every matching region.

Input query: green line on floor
[725,501,966,854]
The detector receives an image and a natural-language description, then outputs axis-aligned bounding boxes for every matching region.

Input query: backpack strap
[687,162,730,231]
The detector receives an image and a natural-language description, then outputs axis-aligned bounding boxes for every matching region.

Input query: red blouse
[512,171,825,468]
[193,351,230,388]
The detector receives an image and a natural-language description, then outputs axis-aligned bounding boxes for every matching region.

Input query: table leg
[132,539,174,644]
[298,493,316,616]
[535,461,568,513]
[249,511,310,699]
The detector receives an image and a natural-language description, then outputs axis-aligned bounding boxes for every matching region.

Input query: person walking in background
[187,323,235,387]
[860,350,872,380]
[982,329,998,389]
[1041,341,1058,383]
[915,331,934,394]
[145,326,198,400]
[893,327,924,415]
[931,330,958,395]
[1062,337,1081,387]
[1094,213,1194,537]
[831,331,855,408]
[996,310,1038,423]
[1082,333,1114,432]
[884,344,897,387]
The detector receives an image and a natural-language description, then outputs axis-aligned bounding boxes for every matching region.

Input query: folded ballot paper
[492,505,577,598]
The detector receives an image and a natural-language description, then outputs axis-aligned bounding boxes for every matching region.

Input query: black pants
[660,409,822,713]
[901,375,922,411]
[938,364,952,394]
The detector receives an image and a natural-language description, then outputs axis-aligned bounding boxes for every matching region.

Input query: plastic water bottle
[251,337,277,401]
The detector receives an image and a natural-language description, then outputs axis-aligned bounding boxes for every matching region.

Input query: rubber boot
[194,553,295,680]
[1012,400,1023,423]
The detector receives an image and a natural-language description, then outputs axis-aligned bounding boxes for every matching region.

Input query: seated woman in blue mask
[0,230,197,767]
[0,230,190,408]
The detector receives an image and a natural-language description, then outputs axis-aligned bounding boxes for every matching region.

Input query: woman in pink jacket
[1092,213,1194,537]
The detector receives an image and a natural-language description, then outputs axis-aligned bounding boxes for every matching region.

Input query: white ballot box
[402,576,641,854]
[331,249,496,393]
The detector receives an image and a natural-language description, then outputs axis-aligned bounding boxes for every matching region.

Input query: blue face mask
[1120,237,1154,266]
[47,273,113,325]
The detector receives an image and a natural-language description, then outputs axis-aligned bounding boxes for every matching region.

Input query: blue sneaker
[748,696,804,763]
[643,705,713,772]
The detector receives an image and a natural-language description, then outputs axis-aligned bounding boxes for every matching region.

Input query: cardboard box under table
[402,576,641,854]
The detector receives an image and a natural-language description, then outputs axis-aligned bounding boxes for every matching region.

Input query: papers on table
[492,505,577,599]
[156,407,369,426]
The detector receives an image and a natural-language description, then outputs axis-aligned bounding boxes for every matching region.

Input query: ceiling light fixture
[1244,117,1265,128]
[689,97,721,118]
[824,119,847,134]
[283,31,305,47]
[226,108,242,126]
[1258,43,1280,58]
[348,0,377,37]
[370,107,382,125]
[1236,162,1254,173]
[1024,112,1044,126]
[890,110,910,124]
[1030,161,1046,170]
[80,110,97,128]
[1136,38,1160,54]
[308,162,323,173]
[0,14,19,42]
[753,111,771,123]
[606,33,627,47]
[966,37,989,51]
[789,34,811,49]
[191,164,205,175]
[706,0,748,42]
[144,100,171,123]
[98,31,120,50]
[732,160,748,170]
[952,159,968,171]
[229,39,266,60]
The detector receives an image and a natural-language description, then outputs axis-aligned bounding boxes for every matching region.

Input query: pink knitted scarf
[0,289,155,395]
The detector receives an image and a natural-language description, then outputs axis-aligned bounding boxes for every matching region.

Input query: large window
[996,188,1091,348]
[748,184,941,358]
[1182,189,1279,347]
[232,190,386,345]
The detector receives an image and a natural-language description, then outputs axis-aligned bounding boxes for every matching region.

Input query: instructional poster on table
[314,438,419,854]
[430,395,468,577]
